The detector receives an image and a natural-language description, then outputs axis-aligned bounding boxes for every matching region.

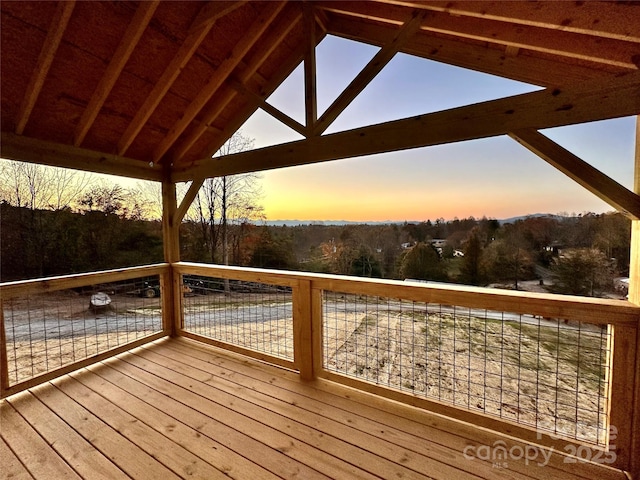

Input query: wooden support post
[293,279,314,380]
[628,115,640,480]
[161,178,181,336]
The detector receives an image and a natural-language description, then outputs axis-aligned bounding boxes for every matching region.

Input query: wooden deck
[1,337,627,480]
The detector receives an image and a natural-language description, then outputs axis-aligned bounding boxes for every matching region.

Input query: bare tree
[0,160,90,210]
[187,131,264,266]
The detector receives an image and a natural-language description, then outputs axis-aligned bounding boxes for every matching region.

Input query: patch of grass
[517,323,608,389]
[355,315,377,334]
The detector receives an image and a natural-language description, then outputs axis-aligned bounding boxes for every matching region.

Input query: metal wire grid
[322,291,611,446]
[181,275,294,360]
[3,277,163,385]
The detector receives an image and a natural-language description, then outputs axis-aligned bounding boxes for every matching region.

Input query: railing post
[609,325,636,470]
[162,177,181,337]
[0,299,9,397]
[311,286,323,378]
[161,267,182,337]
[293,279,314,380]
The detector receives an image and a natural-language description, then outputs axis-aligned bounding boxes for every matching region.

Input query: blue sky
[239,34,637,222]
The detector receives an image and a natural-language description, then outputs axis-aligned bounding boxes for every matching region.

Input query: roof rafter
[376,0,640,43]
[174,70,640,182]
[314,8,427,136]
[417,10,636,69]
[172,3,303,162]
[188,1,248,35]
[509,129,640,220]
[116,1,242,156]
[327,14,626,87]
[15,1,75,135]
[317,1,639,69]
[73,0,159,147]
[152,1,287,164]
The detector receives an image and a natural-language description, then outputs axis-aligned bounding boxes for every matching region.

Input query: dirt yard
[326,308,609,445]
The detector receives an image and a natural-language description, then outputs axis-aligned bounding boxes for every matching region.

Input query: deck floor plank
[85,359,330,480]
[128,345,439,480]
[162,337,622,480]
[52,376,233,480]
[6,391,128,480]
[30,380,181,480]
[115,350,384,479]
[0,398,81,480]
[1,337,628,480]
[157,340,535,480]
[71,365,287,480]
[141,341,486,480]
[0,436,33,480]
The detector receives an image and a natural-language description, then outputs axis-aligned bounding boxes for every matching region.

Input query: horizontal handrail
[0,263,170,299]
[175,262,640,327]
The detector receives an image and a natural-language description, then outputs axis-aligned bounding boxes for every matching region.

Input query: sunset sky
[237,34,637,223]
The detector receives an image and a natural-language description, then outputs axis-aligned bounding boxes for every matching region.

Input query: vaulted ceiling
[1,1,639,195]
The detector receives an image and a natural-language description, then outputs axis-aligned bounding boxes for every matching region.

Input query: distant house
[544,241,564,256]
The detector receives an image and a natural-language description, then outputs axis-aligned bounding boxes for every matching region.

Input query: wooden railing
[174,262,640,471]
[0,263,170,398]
[2,261,639,471]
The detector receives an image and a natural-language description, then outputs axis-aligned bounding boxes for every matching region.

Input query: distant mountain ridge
[264,214,566,227]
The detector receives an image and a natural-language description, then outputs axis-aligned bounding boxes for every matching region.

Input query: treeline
[188,213,631,296]
[1,202,631,298]
[1,202,163,280]
[250,213,631,297]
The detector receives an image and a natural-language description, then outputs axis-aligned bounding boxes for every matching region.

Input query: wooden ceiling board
[0,12,46,131]
[62,2,134,65]
[149,1,201,44]
[0,1,59,34]
[117,16,182,89]
[22,39,103,144]
[168,2,298,164]
[192,2,259,68]
[126,91,191,162]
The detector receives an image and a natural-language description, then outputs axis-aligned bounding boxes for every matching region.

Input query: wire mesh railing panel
[322,291,611,446]
[181,275,294,361]
[3,276,163,385]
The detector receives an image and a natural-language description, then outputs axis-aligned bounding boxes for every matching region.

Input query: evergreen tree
[549,248,614,296]
[459,229,485,285]
[399,242,447,281]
